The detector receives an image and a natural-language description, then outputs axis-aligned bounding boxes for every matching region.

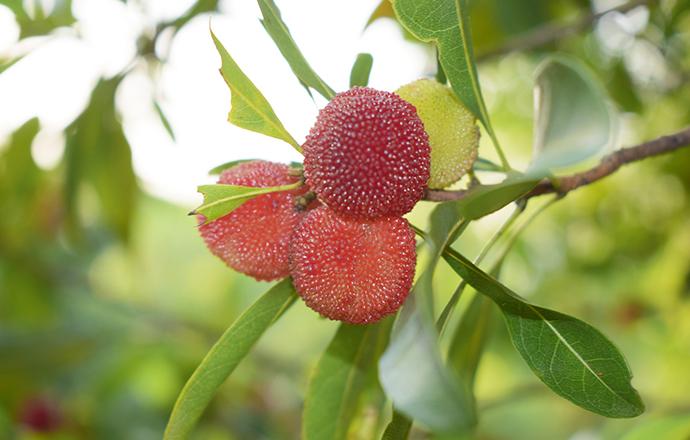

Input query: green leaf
[192,182,300,224]
[473,157,503,172]
[164,279,297,440]
[529,55,614,172]
[381,410,413,440]
[447,293,494,388]
[63,77,137,243]
[442,249,645,418]
[257,0,336,100]
[607,60,643,114]
[0,56,24,75]
[349,53,374,88]
[365,0,395,28]
[168,0,221,33]
[208,159,253,175]
[210,29,302,152]
[435,50,447,84]
[0,118,43,250]
[303,319,392,440]
[379,207,475,433]
[445,174,541,220]
[392,0,507,168]
[380,293,476,433]
[154,101,176,141]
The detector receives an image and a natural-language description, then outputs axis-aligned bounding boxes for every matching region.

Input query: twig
[424,126,690,202]
[476,0,652,62]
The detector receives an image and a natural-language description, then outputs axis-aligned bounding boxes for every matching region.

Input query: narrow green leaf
[529,55,614,172]
[349,53,374,88]
[443,249,645,418]
[168,0,220,33]
[447,293,494,388]
[365,0,395,29]
[435,50,447,84]
[446,175,541,220]
[154,101,176,141]
[210,29,302,152]
[208,159,253,175]
[381,410,413,440]
[379,207,476,433]
[63,77,137,243]
[164,279,297,440]
[607,60,643,114]
[380,292,475,432]
[0,118,42,249]
[392,0,508,168]
[303,319,392,440]
[473,157,503,172]
[193,182,300,224]
[257,0,336,100]
[0,56,23,75]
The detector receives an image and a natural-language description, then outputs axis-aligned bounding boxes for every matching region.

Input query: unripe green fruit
[395,79,479,189]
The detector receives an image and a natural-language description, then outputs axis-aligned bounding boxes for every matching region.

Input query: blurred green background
[1,0,690,439]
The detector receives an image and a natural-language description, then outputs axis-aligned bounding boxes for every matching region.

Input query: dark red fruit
[199,161,314,281]
[19,396,62,432]
[303,87,430,219]
[289,207,416,324]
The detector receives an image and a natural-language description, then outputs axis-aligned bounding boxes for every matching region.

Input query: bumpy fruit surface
[199,161,313,281]
[289,207,416,324]
[303,87,430,219]
[396,79,479,189]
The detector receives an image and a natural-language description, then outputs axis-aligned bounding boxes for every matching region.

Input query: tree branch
[476,0,652,62]
[424,126,690,202]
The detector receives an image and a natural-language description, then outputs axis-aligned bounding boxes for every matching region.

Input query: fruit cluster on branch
[199,83,480,323]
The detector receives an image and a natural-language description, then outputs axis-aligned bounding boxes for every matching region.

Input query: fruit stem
[287,167,304,177]
[295,191,317,211]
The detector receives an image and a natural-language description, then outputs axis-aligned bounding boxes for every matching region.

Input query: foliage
[1,0,690,439]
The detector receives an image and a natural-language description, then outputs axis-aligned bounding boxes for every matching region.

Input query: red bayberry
[289,207,416,324]
[19,396,62,432]
[303,87,430,219]
[199,161,314,281]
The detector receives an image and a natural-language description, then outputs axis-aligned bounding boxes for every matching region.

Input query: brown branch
[476,0,652,62]
[424,126,690,202]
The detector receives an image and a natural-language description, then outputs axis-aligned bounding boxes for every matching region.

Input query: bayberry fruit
[19,397,62,433]
[199,161,314,281]
[303,87,430,219]
[289,207,416,324]
[396,79,479,189]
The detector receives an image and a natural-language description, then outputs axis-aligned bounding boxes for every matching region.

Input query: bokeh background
[1,0,689,439]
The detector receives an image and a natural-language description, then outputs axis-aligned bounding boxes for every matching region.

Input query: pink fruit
[303,87,430,219]
[289,207,416,324]
[199,161,314,281]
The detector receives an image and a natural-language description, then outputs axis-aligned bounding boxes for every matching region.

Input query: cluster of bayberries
[200,81,479,324]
